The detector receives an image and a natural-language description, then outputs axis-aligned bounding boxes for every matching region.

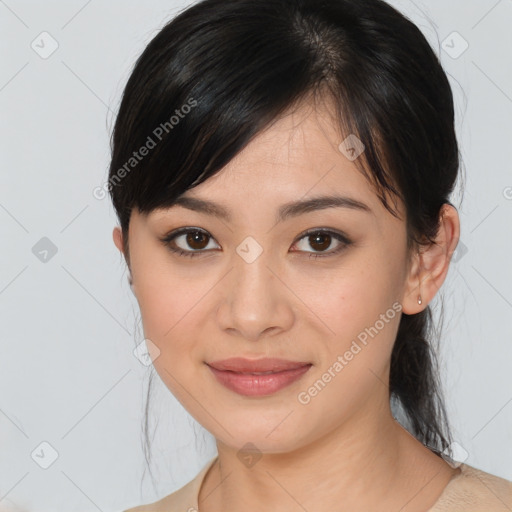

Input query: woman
[109,0,512,510]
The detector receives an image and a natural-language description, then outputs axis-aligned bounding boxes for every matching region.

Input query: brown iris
[307,232,332,252]
[186,230,210,250]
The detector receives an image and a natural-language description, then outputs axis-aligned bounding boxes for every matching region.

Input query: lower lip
[207,364,312,397]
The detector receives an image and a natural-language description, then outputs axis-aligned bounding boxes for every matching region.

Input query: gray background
[1,0,511,510]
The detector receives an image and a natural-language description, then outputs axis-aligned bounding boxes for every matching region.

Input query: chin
[209,411,314,455]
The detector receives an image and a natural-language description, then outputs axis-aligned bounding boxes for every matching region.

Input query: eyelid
[160,226,352,258]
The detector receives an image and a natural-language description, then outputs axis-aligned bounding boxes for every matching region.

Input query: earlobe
[401,204,460,314]
[401,248,423,315]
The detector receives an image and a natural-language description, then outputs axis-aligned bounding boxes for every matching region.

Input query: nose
[215,248,295,342]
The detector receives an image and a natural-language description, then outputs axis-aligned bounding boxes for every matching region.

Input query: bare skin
[113,97,461,511]
[199,421,460,512]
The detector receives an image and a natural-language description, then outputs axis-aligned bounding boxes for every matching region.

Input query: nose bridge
[217,235,292,339]
[233,235,277,306]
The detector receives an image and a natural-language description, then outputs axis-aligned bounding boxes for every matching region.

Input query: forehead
[142,98,404,225]
[193,99,378,203]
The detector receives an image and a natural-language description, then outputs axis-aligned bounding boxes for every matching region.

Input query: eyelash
[160,227,352,259]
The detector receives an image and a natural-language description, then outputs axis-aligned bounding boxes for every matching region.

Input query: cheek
[293,276,402,430]
[135,272,210,406]
[297,261,382,326]
[133,263,220,382]
[133,252,211,340]
[296,257,402,366]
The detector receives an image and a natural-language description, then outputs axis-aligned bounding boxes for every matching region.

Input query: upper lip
[207,357,311,373]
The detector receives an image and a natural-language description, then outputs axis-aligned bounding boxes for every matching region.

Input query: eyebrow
[165,194,373,223]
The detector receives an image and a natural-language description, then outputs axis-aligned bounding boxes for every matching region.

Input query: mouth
[206,357,312,397]
[207,357,312,373]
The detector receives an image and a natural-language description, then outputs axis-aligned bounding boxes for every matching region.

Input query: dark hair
[108,0,462,484]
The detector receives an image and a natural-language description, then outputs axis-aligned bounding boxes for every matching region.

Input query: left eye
[292,229,352,258]
[161,228,352,259]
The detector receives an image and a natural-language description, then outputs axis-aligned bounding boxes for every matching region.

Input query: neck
[198,395,455,512]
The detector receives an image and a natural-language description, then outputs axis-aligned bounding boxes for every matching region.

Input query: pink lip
[206,357,312,396]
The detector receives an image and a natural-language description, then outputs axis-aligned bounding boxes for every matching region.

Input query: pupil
[187,231,208,249]
[311,233,330,251]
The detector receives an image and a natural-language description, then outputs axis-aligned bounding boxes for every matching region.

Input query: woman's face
[114,100,423,454]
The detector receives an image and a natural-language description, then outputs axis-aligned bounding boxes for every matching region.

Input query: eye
[161,227,220,258]
[160,227,352,259]
[291,229,352,259]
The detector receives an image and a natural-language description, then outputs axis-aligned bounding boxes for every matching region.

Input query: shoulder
[429,463,512,511]
[123,456,218,512]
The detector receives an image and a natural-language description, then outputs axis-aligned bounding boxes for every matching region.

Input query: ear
[113,226,124,254]
[113,226,134,289]
[401,204,460,314]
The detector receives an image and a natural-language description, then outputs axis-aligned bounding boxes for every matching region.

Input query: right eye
[160,227,220,258]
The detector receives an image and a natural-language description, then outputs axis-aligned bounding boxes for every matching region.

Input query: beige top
[125,456,512,511]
